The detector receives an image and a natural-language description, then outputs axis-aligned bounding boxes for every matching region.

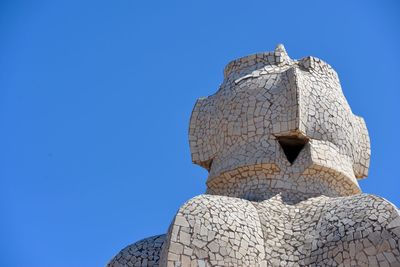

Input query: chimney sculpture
[108,45,400,267]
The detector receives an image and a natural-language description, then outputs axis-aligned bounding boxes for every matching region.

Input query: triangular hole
[277,136,309,164]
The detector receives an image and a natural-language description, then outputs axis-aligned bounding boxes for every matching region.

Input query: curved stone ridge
[108,235,165,267]
[107,45,399,267]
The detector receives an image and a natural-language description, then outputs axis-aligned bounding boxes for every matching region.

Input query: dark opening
[277,136,309,164]
[200,159,213,171]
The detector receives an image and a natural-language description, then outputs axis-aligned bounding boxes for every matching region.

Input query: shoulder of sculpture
[168,193,261,238]
[326,194,400,237]
[363,194,400,238]
[163,195,265,265]
[106,234,166,267]
[169,194,262,234]
[325,193,397,210]
[352,193,399,214]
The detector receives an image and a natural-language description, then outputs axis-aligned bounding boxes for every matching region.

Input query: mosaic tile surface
[107,45,399,267]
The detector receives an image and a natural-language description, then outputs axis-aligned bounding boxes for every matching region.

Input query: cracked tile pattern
[108,235,165,267]
[107,45,399,267]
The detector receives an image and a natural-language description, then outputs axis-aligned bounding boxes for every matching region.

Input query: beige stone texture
[107,45,399,267]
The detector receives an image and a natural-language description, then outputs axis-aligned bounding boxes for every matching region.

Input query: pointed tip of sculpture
[275,43,287,54]
[224,43,291,78]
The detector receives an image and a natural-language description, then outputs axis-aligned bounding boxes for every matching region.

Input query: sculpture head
[189,45,370,200]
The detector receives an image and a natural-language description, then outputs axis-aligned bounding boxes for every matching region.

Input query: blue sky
[1,1,399,266]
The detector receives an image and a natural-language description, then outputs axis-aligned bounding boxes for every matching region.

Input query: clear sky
[1,1,399,266]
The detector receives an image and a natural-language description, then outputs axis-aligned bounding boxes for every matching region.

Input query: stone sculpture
[107,45,400,267]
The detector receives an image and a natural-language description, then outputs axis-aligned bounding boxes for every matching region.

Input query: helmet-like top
[189,45,370,200]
